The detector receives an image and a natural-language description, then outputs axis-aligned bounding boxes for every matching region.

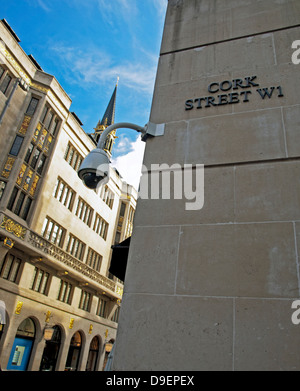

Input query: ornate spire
[93,80,119,157]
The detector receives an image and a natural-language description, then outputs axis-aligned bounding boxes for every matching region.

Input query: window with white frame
[31,267,50,295]
[66,233,86,261]
[41,217,66,248]
[53,177,76,211]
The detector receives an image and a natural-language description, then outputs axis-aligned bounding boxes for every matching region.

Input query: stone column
[112,0,300,371]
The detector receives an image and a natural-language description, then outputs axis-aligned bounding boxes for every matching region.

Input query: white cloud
[111,136,145,190]
[31,0,51,12]
[51,43,157,95]
[115,134,134,155]
[96,0,139,26]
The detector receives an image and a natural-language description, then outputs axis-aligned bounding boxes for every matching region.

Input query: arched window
[65,331,82,371]
[86,336,100,371]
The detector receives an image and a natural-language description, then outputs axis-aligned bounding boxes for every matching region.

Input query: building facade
[0,19,136,371]
[112,0,300,371]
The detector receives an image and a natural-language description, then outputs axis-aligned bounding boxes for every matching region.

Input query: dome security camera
[77,122,165,189]
[78,149,110,190]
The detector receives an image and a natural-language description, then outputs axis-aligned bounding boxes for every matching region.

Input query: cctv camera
[78,149,110,190]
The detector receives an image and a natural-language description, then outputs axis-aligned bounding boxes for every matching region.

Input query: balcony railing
[0,213,117,294]
[28,231,116,292]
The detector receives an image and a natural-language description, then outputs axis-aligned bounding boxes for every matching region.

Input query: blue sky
[1,0,167,188]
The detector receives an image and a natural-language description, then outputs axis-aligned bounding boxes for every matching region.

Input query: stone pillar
[112,0,300,371]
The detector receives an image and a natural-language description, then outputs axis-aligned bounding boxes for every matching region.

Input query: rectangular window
[64,144,70,160]
[79,290,91,312]
[50,117,59,136]
[8,188,34,221]
[53,178,75,211]
[24,143,34,163]
[93,214,109,240]
[75,198,93,226]
[41,217,66,248]
[112,306,120,323]
[44,111,53,129]
[31,267,49,295]
[66,234,85,260]
[86,248,102,272]
[57,280,73,304]
[67,148,74,165]
[0,254,21,283]
[75,156,83,172]
[97,298,107,318]
[36,154,46,175]
[26,97,39,117]
[9,136,24,156]
[14,192,25,216]
[0,181,6,201]
[120,202,126,217]
[7,186,18,211]
[30,149,41,169]
[21,197,32,220]
[100,185,114,209]
[0,74,12,95]
[64,143,84,171]
[40,106,48,123]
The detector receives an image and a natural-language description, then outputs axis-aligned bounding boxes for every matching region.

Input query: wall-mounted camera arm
[97,121,165,149]
[97,122,147,150]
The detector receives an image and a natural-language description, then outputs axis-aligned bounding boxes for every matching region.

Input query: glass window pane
[21,197,32,220]
[10,136,24,156]
[57,228,64,247]
[44,111,53,129]
[57,182,64,201]
[60,283,67,301]
[24,143,34,163]
[65,284,72,304]
[26,98,39,117]
[14,192,25,216]
[45,221,53,240]
[40,273,49,294]
[0,181,6,201]
[7,187,18,211]
[30,149,41,169]
[34,270,43,291]
[67,148,74,165]
[2,255,13,279]
[31,267,38,290]
[9,259,21,282]
[62,188,69,205]
[36,154,46,175]
[0,74,12,94]
[51,225,59,244]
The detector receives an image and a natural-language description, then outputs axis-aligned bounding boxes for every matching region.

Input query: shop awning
[109,237,131,282]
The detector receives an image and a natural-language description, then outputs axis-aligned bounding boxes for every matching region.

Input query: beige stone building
[0,19,136,371]
[112,0,300,371]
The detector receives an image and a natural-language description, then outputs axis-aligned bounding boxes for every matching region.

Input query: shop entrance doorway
[40,326,62,371]
[65,331,82,371]
[7,318,36,371]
